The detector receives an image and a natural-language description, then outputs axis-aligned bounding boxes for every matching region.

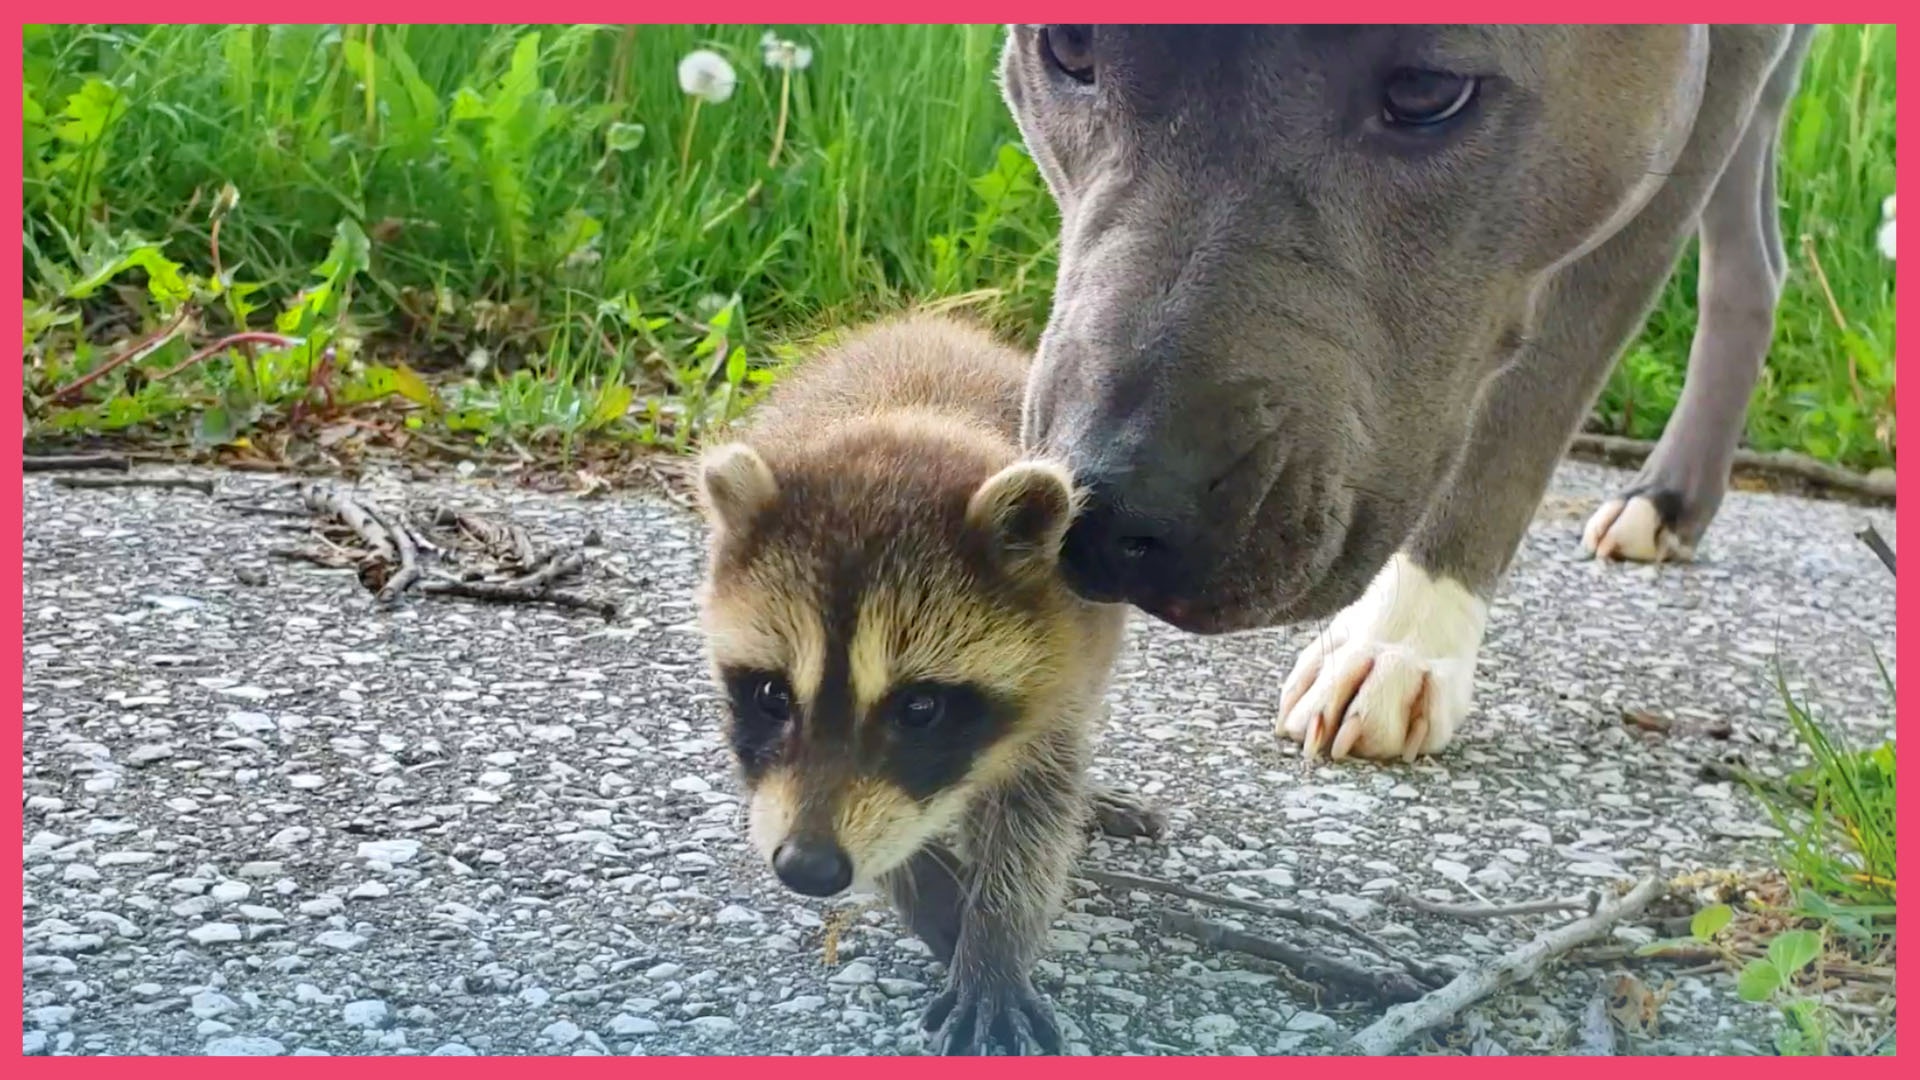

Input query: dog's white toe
[1278,553,1485,762]
[1580,495,1695,563]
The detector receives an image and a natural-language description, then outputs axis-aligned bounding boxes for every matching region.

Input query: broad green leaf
[606,121,645,152]
[589,382,633,428]
[450,87,489,121]
[1767,929,1822,977]
[390,363,436,409]
[194,405,238,448]
[53,78,127,148]
[1736,959,1782,1003]
[725,345,747,386]
[1690,904,1733,942]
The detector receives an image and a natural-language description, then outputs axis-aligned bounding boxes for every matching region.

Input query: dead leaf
[1605,972,1673,1037]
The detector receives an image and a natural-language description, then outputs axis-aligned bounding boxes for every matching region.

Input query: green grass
[21,24,1897,468]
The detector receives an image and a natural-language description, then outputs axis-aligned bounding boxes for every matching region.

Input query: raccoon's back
[738,314,1028,450]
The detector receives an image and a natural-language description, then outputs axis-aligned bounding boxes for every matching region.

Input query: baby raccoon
[692,314,1161,1056]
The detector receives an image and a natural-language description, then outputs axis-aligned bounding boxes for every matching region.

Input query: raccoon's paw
[1087,785,1167,840]
[922,972,1062,1056]
[1277,553,1486,762]
[1580,494,1697,563]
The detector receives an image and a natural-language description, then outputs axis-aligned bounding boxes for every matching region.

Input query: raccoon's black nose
[772,839,853,897]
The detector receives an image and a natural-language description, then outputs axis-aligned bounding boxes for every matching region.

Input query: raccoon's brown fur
[692,313,1160,1056]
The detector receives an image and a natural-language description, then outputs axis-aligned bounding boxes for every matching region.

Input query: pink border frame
[5,7,1907,1068]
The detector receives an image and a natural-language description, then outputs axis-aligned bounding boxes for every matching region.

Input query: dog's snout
[1060,472,1194,607]
[771,839,853,897]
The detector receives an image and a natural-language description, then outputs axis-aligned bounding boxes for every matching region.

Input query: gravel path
[21,460,1895,1057]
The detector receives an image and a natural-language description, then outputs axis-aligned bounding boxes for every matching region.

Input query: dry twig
[1348,875,1666,1055]
[1569,434,1893,503]
[52,475,215,495]
[1159,911,1427,1005]
[24,453,132,473]
[1078,867,1453,987]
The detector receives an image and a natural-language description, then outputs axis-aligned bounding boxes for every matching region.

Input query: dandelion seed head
[678,49,738,104]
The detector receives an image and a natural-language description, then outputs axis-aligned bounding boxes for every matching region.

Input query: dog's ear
[697,443,777,536]
[967,458,1077,569]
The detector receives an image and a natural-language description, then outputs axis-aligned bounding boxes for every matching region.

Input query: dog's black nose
[772,840,853,897]
[1059,474,1190,606]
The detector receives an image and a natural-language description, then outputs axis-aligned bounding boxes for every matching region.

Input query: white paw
[1580,495,1695,563]
[1277,553,1486,762]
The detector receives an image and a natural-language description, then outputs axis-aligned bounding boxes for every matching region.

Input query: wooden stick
[1856,524,1896,576]
[1079,867,1453,987]
[1158,911,1428,1005]
[1568,434,1893,503]
[1388,888,1598,921]
[1348,876,1666,1056]
[51,475,216,495]
[365,502,421,603]
[23,453,132,473]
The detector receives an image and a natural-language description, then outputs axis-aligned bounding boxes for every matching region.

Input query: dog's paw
[1580,494,1696,563]
[922,972,1062,1056]
[1277,553,1485,762]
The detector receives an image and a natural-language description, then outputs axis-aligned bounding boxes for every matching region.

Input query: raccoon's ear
[968,459,1076,566]
[698,443,778,535]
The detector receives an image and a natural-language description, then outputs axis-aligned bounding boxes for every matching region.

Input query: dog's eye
[1039,25,1095,85]
[895,690,946,730]
[752,677,792,722]
[1381,69,1478,127]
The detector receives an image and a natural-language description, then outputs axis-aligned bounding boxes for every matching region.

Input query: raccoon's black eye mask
[723,668,794,773]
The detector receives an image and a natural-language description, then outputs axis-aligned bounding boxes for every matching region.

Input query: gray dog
[1000,25,1817,762]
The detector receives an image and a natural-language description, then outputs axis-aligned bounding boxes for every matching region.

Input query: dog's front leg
[1278,26,1791,763]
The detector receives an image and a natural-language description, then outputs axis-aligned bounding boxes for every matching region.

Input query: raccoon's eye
[896,690,946,730]
[752,677,792,722]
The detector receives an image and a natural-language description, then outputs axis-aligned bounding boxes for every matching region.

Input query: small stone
[1432,858,1471,883]
[197,1020,235,1037]
[1284,1010,1336,1033]
[342,999,390,1029]
[190,991,237,1019]
[62,864,101,883]
[519,987,552,1007]
[205,1035,287,1056]
[714,904,761,925]
[188,923,243,946]
[669,776,711,794]
[238,905,283,922]
[210,882,252,903]
[643,962,683,981]
[541,1020,583,1046]
[312,931,367,951]
[131,983,164,999]
[688,1016,739,1037]
[29,1005,75,1028]
[1193,1014,1239,1044]
[24,1031,48,1055]
[356,839,420,864]
[348,882,391,900]
[127,744,176,766]
[298,896,344,917]
[828,961,876,985]
[295,984,338,1005]
[609,1014,659,1036]
[236,861,283,879]
[268,827,312,848]
[430,1043,476,1056]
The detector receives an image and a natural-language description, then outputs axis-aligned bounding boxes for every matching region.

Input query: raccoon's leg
[923,743,1088,1057]
[1086,784,1166,840]
[881,844,966,966]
